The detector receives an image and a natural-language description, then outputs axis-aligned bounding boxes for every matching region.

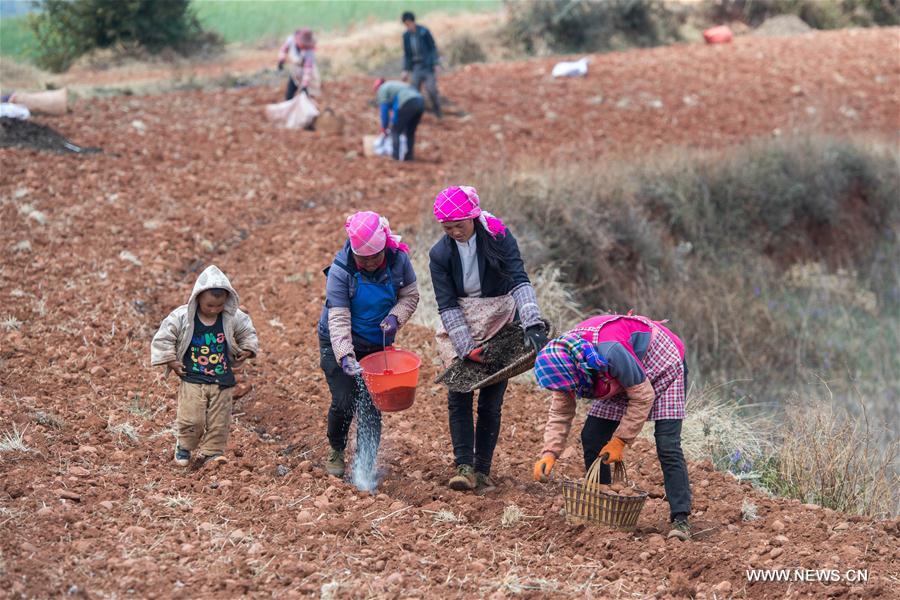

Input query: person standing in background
[401,11,442,118]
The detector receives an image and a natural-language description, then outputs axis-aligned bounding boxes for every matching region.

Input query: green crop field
[194,0,500,44]
[0,15,32,60]
[0,0,500,62]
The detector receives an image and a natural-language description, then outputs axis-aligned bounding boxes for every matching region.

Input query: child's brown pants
[176,382,233,456]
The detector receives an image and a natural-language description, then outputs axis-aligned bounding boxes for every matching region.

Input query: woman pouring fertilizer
[429,185,549,494]
[318,212,419,483]
[532,314,692,540]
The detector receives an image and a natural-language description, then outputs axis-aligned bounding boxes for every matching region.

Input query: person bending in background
[277,28,319,100]
[532,313,692,541]
[401,11,442,118]
[429,185,549,494]
[374,78,425,161]
[318,212,419,479]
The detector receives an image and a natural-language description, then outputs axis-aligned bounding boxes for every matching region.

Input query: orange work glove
[533,453,556,482]
[599,437,626,464]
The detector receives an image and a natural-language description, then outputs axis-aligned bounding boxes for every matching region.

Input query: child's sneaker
[325,448,345,477]
[174,445,190,467]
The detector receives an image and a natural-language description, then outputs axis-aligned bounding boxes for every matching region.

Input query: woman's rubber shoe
[667,518,692,541]
[474,472,497,496]
[448,464,476,490]
[174,445,190,467]
[325,448,345,477]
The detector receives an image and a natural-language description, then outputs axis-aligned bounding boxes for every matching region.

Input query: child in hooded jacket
[151,265,259,467]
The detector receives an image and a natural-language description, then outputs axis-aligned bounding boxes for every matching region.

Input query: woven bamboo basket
[562,458,648,530]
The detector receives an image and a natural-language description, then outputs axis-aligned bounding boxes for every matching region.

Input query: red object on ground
[359,348,421,412]
[704,25,734,44]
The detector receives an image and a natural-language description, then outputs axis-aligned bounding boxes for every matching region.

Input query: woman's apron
[435,295,516,366]
[350,271,396,347]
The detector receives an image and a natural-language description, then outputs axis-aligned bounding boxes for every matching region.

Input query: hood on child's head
[188,265,240,316]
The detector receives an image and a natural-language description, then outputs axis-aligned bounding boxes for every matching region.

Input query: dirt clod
[56,489,81,501]
[714,580,733,594]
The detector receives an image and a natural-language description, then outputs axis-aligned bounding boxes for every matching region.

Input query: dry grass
[1,316,23,331]
[0,58,49,94]
[427,509,460,523]
[741,498,760,521]
[107,420,139,443]
[673,383,773,474]
[761,387,900,518]
[0,424,30,453]
[500,504,523,528]
[163,492,194,510]
[320,580,341,600]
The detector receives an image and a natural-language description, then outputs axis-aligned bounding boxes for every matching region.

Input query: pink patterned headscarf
[345,211,409,256]
[433,186,506,238]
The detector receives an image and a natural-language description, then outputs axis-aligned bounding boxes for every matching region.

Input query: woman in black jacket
[429,185,549,493]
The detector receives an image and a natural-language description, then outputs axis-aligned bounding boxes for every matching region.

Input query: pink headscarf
[345,211,409,256]
[433,186,506,238]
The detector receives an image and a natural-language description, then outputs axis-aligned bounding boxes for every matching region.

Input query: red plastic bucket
[359,348,421,412]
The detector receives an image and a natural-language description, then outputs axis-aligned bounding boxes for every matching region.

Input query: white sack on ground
[552,57,589,78]
[372,133,408,159]
[0,103,31,119]
[264,91,320,129]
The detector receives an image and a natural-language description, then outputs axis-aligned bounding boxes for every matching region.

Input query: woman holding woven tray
[429,185,550,494]
[531,314,692,541]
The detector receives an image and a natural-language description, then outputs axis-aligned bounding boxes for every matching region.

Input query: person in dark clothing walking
[429,185,549,495]
[401,11,442,118]
[374,79,425,161]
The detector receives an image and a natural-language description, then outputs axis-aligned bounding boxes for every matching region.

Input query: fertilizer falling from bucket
[350,374,382,492]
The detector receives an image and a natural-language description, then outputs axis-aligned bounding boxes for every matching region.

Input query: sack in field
[552,57,588,78]
[371,133,408,159]
[264,91,320,130]
[9,89,68,115]
[0,103,30,119]
[363,133,408,159]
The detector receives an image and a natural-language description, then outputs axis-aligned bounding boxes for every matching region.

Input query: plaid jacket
[588,324,686,421]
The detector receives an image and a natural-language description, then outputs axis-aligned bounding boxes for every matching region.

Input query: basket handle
[590,454,629,485]
[585,456,603,485]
